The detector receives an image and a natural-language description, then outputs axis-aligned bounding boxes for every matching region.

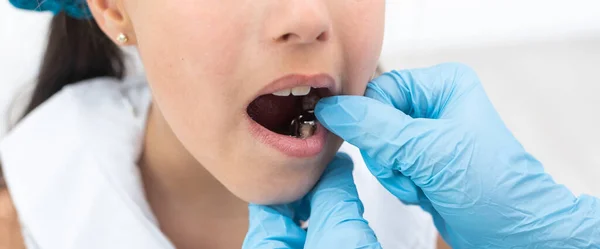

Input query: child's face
[105,0,384,204]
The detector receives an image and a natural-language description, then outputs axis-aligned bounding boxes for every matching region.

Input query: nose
[266,1,331,45]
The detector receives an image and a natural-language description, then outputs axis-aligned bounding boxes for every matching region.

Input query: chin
[235,135,343,205]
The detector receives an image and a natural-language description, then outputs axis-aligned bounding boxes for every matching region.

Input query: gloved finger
[315,96,461,188]
[303,153,381,249]
[363,150,446,233]
[360,151,423,205]
[242,204,306,249]
[366,63,482,119]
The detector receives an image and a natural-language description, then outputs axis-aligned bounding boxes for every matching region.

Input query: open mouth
[246,87,333,139]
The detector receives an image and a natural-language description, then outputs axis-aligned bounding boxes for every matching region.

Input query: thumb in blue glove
[315,63,600,248]
[242,153,381,249]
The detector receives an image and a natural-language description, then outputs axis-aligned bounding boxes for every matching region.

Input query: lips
[245,74,336,158]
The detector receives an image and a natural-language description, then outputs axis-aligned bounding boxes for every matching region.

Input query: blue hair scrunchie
[9,0,92,19]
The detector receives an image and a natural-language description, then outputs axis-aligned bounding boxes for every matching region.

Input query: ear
[86,0,137,45]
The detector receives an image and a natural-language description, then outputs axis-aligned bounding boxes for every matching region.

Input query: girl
[1,0,441,248]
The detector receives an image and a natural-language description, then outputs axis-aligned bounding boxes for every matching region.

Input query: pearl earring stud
[116,33,129,44]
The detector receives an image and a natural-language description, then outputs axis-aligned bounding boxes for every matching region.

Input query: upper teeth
[272,86,311,96]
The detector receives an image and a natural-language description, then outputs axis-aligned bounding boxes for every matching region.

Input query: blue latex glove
[315,63,600,248]
[242,153,381,249]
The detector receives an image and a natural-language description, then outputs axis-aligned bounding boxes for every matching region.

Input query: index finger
[366,63,480,119]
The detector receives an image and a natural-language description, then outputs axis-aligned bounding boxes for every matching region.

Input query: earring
[116,33,129,44]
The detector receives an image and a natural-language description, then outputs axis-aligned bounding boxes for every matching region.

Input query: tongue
[247,95,302,133]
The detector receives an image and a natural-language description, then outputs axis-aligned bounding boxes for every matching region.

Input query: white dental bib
[0,76,436,249]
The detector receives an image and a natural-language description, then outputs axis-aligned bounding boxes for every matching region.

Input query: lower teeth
[290,110,317,139]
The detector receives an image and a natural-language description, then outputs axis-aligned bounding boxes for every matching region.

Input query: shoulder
[0,76,150,156]
[0,75,151,181]
[0,75,151,165]
[0,76,156,249]
[0,75,152,190]
[7,76,150,140]
[54,76,150,116]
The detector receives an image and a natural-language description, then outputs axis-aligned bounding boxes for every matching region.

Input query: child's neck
[139,102,248,249]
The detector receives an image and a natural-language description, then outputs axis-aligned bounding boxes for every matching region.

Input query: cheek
[336,1,386,95]
[130,1,247,79]
[127,1,251,148]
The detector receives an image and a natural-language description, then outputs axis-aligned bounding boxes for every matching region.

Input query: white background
[1,0,599,195]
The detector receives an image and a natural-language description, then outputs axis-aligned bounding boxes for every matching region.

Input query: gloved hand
[242,153,381,249]
[315,63,600,248]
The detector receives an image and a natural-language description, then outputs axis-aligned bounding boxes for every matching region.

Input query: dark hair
[0,12,126,185]
[23,12,126,117]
